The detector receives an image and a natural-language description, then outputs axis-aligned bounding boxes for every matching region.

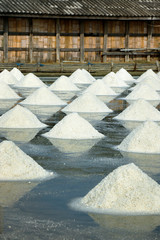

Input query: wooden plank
[3,17,8,63]
[147,21,153,62]
[125,21,129,62]
[56,18,60,62]
[103,21,108,62]
[80,20,84,62]
[28,18,33,63]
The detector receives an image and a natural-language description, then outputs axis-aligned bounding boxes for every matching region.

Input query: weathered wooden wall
[0,17,160,63]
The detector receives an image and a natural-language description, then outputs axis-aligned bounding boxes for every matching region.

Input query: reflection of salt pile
[124,83,160,106]
[81,163,160,214]
[49,75,80,101]
[0,105,47,128]
[102,72,129,94]
[0,69,18,85]
[14,73,46,97]
[116,68,134,85]
[42,113,104,139]
[0,140,54,180]
[118,121,160,153]
[114,99,160,130]
[62,92,113,122]
[10,67,24,81]
[69,69,94,90]
[84,80,117,103]
[20,87,67,121]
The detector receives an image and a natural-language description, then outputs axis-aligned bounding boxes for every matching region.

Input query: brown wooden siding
[0,17,160,63]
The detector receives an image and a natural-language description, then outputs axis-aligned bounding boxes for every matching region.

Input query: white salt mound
[14,73,46,88]
[102,72,129,87]
[81,163,160,213]
[0,105,47,128]
[118,121,160,153]
[133,76,160,91]
[114,99,160,121]
[20,86,67,106]
[49,75,80,91]
[10,67,24,81]
[82,69,96,82]
[69,69,94,84]
[125,83,160,100]
[42,113,104,139]
[62,92,113,113]
[84,80,117,96]
[137,69,160,83]
[0,69,18,85]
[0,81,21,99]
[0,140,53,180]
[116,68,134,82]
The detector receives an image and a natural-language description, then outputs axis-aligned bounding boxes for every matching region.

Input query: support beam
[3,17,8,63]
[147,21,153,62]
[103,21,108,63]
[80,20,84,63]
[28,18,33,63]
[56,18,60,63]
[125,21,129,62]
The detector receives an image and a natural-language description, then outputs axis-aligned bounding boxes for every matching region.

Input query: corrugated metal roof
[0,0,160,18]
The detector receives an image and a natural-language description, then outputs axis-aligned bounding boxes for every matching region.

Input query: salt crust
[0,105,47,128]
[115,68,134,81]
[14,73,46,88]
[0,81,21,99]
[10,67,24,81]
[20,86,67,106]
[62,92,113,113]
[137,69,160,83]
[131,76,160,92]
[102,72,129,87]
[114,99,160,121]
[118,121,160,153]
[0,69,18,85]
[49,75,80,91]
[125,83,160,100]
[42,113,104,139]
[84,80,117,96]
[81,163,160,213]
[0,140,53,180]
[69,69,94,84]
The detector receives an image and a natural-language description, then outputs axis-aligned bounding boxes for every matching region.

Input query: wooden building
[0,0,160,64]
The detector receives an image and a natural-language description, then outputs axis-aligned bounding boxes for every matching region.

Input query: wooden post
[125,21,129,62]
[80,20,84,62]
[29,18,33,63]
[103,21,108,63]
[56,18,60,63]
[147,21,152,62]
[3,17,8,63]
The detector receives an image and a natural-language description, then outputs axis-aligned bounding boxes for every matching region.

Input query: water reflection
[0,99,20,115]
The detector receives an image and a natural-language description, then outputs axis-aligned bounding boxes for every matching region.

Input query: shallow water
[0,88,160,239]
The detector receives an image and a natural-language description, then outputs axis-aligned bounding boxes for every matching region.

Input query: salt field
[1,70,160,240]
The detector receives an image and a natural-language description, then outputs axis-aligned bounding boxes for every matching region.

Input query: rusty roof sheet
[0,0,160,18]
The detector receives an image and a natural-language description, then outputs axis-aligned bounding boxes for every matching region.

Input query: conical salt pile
[69,69,94,84]
[115,68,134,84]
[118,121,160,153]
[82,69,96,82]
[102,72,128,87]
[62,92,113,113]
[42,113,104,139]
[0,105,47,128]
[137,69,160,83]
[132,76,160,92]
[0,81,21,99]
[84,79,117,96]
[0,69,18,85]
[0,140,54,180]
[49,75,80,91]
[20,86,67,106]
[114,99,160,121]
[10,67,24,81]
[14,73,46,88]
[81,163,160,213]
[125,83,160,106]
